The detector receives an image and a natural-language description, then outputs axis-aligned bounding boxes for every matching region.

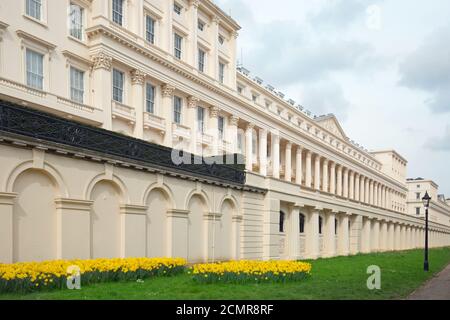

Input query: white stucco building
[0,0,449,264]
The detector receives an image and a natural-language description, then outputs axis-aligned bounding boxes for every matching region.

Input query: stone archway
[187,194,207,263]
[145,188,171,257]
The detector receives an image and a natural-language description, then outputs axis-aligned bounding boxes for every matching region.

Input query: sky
[215,0,450,195]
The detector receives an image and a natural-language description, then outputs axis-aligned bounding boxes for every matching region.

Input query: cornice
[16,30,57,50]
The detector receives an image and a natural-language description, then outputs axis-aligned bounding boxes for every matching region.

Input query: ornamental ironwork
[0,100,246,185]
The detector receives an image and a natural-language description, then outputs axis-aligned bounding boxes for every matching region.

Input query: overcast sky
[215,0,450,195]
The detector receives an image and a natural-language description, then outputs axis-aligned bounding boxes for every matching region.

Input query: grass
[1,247,449,300]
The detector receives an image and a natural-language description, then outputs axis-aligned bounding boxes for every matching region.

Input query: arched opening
[279,211,286,233]
[299,213,305,234]
[187,194,207,262]
[146,188,170,257]
[12,169,57,262]
[215,199,234,261]
[90,181,121,258]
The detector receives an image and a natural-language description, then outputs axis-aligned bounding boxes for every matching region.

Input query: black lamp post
[422,191,431,271]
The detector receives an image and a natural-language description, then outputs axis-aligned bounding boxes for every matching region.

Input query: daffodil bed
[191,260,312,284]
[0,258,186,293]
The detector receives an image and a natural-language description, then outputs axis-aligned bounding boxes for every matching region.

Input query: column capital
[305,150,312,157]
[286,141,292,150]
[323,158,329,165]
[212,15,221,25]
[246,123,255,131]
[190,0,200,8]
[161,84,175,97]
[187,96,200,108]
[92,52,112,70]
[209,106,220,118]
[130,69,146,85]
[229,115,239,126]
[232,31,239,39]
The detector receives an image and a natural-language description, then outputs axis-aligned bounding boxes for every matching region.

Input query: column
[384,187,388,209]
[228,115,239,154]
[231,215,243,260]
[369,180,374,205]
[285,142,292,182]
[289,206,301,260]
[361,217,371,253]
[295,146,303,185]
[394,223,401,250]
[120,205,148,258]
[329,162,336,194]
[187,0,199,66]
[272,132,280,179]
[323,211,336,257]
[338,213,350,256]
[305,209,320,259]
[374,183,378,206]
[211,16,220,80]
[92,52,113,130]
[371,219,380,252]
[365,178,370,204]
[354,174,360,201]
[161,84,175,148]
[130,69,146,139]
[322,159,329,192]
[55,198,93,260]
[0,193,17,263]
[343,168,349,198]
[360,176,366,203]
[400,225,406,250]
[336,165,343,196]
[380,220,388,251]
[161,0,174,53]
[349,171,355,200]
[388,222,395,251]
[245,123,254,171]
[305,150,312,188]
[208,106,220,156]
[314,154,321,190]
[185,98,198,153]
[259,129,268,176]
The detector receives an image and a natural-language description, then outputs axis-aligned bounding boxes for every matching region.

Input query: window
[198,49,205,72]
[252,134,257,155]
[69,4,84,40]
[219,62,225,84]
[335,218,338,235]
[174,33,182,59]
[112,69,124,103]
[173,96,182,124]
[26,49,44,90]
[416,192,421,200]
[197,106,204,133]
[145,15,155,44]
[319,216,323,234]
[299,214,305,234]
[218,35,224,45]
[173,3,182,15]
[146,83,155,113]
[112,0,124,26]
[26,0,42,20]
[237,133,243,152]
[279,211,285,233]
[252,94,258,102]
[70,66,84,103]
[198,20,205,31]
[218,116,224,140]
[237,86,243,94]
[416,207,421,215]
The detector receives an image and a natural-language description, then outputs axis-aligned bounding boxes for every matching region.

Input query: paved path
[408,264,450,300]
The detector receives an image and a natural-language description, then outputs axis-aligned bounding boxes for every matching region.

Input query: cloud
[427,126,450,151]
[399,26,450,113]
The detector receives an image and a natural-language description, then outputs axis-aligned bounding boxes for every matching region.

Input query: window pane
[69,4,84,40]
[174,34,182,59]
[146,83,155,113]
[218,116,224,140]
[112,0,123,25]
[26,49,44,90]
[197,107,204,133]
[70,67,84,103]
[27,0,42,20]
[112,69,124,103]
[198,49,205,72]
[173,96,182,124]
[146,16,155,44]
[219,62,225,83]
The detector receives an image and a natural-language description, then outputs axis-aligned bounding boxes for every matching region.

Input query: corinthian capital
[161,84,175,97]
[209,106,220,118]
[187,96,200,108]
[92,52,112,70]
[190,0,200,8]
[130,69,146,85]
[229,115,239,126]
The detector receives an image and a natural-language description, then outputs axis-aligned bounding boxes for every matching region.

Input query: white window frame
[174,33,183,60]
[69,65,85,104]
[197,106,205,133]
[173,95,183,124]
[173,3,182,15]
[219,61,226,84]
[198,48,206,73]
[112,68,125,103]
[24,0,46,23]
[145,82,156,114]
[25,48,44,90]
[68,2,85,42]
[218,116,225,140]
[198,19,205,31]
[111,0,127,27]
[145,14,156,44]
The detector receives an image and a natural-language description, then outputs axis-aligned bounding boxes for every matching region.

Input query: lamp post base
[424,261,429,272]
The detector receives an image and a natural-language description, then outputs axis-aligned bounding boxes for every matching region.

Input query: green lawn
[1,247,449,300]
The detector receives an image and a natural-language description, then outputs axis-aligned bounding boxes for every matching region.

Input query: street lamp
[422,191,431,271]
